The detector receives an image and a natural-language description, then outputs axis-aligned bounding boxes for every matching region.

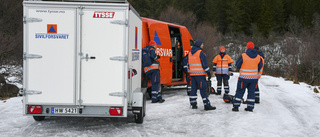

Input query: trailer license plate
[53,108,77,114]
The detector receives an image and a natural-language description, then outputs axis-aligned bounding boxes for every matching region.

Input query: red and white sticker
[93,11,115,18]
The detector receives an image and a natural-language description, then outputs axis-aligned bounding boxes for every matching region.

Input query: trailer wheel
[134,107,144,124]
[33,116,45,121]
[143,93,146,117]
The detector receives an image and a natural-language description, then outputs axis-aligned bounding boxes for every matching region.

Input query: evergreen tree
[225,0,246,33]
[257,0,275,37]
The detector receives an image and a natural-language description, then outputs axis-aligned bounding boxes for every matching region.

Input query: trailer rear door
[24,7,77,104]
[79,7,127,106]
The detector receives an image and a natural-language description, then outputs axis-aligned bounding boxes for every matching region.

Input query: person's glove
[207,72,212,81]
[156,55,160,59]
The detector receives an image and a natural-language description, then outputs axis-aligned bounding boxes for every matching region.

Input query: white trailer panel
[80,8,127,106]
[24,7,77,105]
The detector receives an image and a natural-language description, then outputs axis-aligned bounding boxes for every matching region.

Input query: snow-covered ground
[1,73,320,137]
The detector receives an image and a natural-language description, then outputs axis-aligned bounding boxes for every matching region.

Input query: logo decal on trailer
[154,30,162,45]
[35,24,69,39]
[47,24,57,34]
[93,11,115,18]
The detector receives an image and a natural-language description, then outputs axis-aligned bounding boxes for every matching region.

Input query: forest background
[1,0,320,86]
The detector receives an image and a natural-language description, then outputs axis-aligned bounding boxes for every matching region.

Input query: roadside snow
[1,73,320,137]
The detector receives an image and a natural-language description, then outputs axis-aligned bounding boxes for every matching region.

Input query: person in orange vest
[187,39,216,110]
[142,40,165,103]
[232,42,263,112]
[212,46,234,95]
[243,46,265,104]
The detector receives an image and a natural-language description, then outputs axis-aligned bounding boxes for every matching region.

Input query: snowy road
[1,73,320,137]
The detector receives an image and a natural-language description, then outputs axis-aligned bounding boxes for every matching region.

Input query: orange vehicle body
[141,17,194,87]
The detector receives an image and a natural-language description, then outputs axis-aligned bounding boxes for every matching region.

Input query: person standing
[254,46,265,103]
[243,46,265,104]
[232,42,263,112]
[212,46,234,95]
[182,52,191,96]
[187,39,216,110]
[142,40,165,103]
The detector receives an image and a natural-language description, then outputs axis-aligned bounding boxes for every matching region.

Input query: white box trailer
[22,0,146,123]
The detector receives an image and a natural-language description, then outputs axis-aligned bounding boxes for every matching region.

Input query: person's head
[194,39,204,48]
[220,46,225,53]
[247,41,254,50]
[149,40,157,48]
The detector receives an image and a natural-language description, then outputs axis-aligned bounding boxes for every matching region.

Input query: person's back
[232,42,262,112]
[143,40,164,103]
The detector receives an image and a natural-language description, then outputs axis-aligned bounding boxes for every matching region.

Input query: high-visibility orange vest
[188,50,206,76]
[258,56,265,78]
[143,64,159,73]
[239,53,260,79]
[212,54,233,74]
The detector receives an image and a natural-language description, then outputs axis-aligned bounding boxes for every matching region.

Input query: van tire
[33,116,45,121]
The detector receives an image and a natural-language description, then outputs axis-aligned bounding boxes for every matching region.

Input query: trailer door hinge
[110,20,128,26]
[110,56,127,62]
[23,53,42,60]
[23,17,42,24]
[109,92,127,98]
[20,90,42,95]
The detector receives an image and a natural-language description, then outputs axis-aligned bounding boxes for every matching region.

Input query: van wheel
[33,116,45,121]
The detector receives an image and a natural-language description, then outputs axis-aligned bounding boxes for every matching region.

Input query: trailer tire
[33,116,45,121]
[134,107,144,124]
[143,93,146,117]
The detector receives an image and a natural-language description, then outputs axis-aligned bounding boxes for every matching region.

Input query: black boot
[151,100,159,103]
[191,105,198,109]
[159,99,165,103]
[244,108,253,112]
[232,107,239,112]
[204,106,216,111]
[255,100,260,104]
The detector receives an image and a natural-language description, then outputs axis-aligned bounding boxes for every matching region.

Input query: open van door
[147,23,173,84]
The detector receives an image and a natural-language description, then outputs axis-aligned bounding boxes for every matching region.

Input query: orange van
[141,17,194,91]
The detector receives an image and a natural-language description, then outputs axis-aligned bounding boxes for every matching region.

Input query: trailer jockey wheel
[33,116,45,121]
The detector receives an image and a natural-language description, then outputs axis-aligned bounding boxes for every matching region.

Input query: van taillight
[109,107,123,115]
[28,106,43,114]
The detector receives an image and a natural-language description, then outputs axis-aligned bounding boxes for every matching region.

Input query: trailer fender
[132,88,146,108]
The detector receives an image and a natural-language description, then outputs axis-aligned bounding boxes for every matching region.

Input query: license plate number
[53,108,77,114]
